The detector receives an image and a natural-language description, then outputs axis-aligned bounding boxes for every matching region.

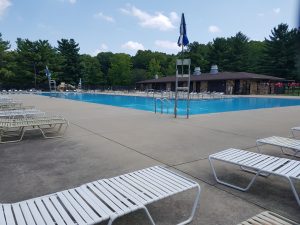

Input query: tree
[207,37,230,71]
[13,39,56,89]
[57,38,81,85]
[108,53,132,86]
[247,41,265,73]
[261,23,298,79]
[80,54,104,88]
[96,52,113,85]
[187,41,210,72]
[148,58,161,78]
[0,33,15,89]
[226,32,249,71]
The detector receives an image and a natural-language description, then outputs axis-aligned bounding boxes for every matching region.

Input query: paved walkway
[1,94,299,224]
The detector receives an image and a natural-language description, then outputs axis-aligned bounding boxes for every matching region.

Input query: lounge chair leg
[177,184,201,225]
[107,206,156,225]
[287,177,300,206]
[280,147,300,158]
[291,130,295,138]
[209,157,260,191]
[256,141,262,153]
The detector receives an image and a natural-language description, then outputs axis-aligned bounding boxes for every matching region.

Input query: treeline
[0,23,299,90]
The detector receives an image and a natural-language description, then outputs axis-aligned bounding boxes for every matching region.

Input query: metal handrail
[154,97,171,114]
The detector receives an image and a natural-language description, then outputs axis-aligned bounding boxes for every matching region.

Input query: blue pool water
[40,92,300,115]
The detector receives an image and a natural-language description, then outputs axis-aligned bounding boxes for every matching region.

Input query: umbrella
[177,13,189,47]
[45,66,51,80]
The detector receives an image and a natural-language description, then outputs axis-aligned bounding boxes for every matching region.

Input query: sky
[0,0,299,56]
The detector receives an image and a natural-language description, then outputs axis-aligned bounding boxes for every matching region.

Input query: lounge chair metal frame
[256,136,300,157]
[209,148,300,206]
[0,116,69,143]
[292,127,300,138]
[0,166,201,225]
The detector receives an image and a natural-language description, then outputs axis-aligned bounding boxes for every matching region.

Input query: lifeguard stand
[49,80,56,92]
[174,58,191,118]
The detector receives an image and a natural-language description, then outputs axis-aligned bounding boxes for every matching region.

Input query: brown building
[136,72,284,95]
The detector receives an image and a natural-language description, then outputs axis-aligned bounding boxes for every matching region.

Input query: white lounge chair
[0,109,45,119]
[209,148,300,206]
[256,136,300,157]
[292,127,300,138]
[0,116,69,143]
[0,166,201,225]
[237,211,297,225]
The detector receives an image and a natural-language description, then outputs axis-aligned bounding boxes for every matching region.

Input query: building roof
[137,72,284,84]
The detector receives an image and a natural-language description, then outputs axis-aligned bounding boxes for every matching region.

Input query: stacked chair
[0,96,68,143]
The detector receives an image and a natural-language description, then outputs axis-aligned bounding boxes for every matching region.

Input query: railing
[154,97,171,114]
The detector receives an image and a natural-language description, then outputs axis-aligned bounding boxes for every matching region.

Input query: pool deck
[1,94,300,224]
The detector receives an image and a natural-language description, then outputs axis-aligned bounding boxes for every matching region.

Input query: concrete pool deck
[1,94,300,224]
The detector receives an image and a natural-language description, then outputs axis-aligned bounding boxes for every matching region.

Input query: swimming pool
[40,92,300,115]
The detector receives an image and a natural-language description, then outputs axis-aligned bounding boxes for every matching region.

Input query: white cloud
[94,12,115,23]
[155,40,180,50]
[122,41,144,51]
[0,0,11,18]
[92,43,109,56]
[120,5,178,31]
[273,8,280,14]
[208,25,221,33]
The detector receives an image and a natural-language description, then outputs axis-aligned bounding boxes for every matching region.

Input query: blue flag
[177,13,189,47]
[45,66,51,79]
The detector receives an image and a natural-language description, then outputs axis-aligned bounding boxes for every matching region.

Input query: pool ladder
[154,98,171,114]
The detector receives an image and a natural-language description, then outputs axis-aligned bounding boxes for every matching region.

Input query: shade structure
[177,13,189,47]
[45,66,51,79]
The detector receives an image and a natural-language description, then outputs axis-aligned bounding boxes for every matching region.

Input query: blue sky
[0,0,299,55]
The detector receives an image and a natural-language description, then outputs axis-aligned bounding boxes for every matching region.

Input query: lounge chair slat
[138,170,181,192]
[69,188,104,221]
[0,205,7,225]
[285,163,300,176]
[276,161,299,174]
[34,199,55,225]
[27,200,47,225]
[19,202,37,225]
[79,186,112,216]
[49,196,74,225]
[105,178,148,204]
[74,188,109,218]
[115,176,157,200]
[97,180,137,208]
[3,204,15,225]
[85,183,123,214]
[121,174,166,197]
[91,181,130,211]
[58,191,93,224]
[12,204,27,225]
[42,197,66,225]
[144,168,186,189]
[153,166,194,187]
[130,172,174,195]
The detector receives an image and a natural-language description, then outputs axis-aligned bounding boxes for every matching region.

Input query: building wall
[226,80,234,94]
[166,82,171,91]
[192,82,196,92]
[249,81,258,95]
[200,81,208,92]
